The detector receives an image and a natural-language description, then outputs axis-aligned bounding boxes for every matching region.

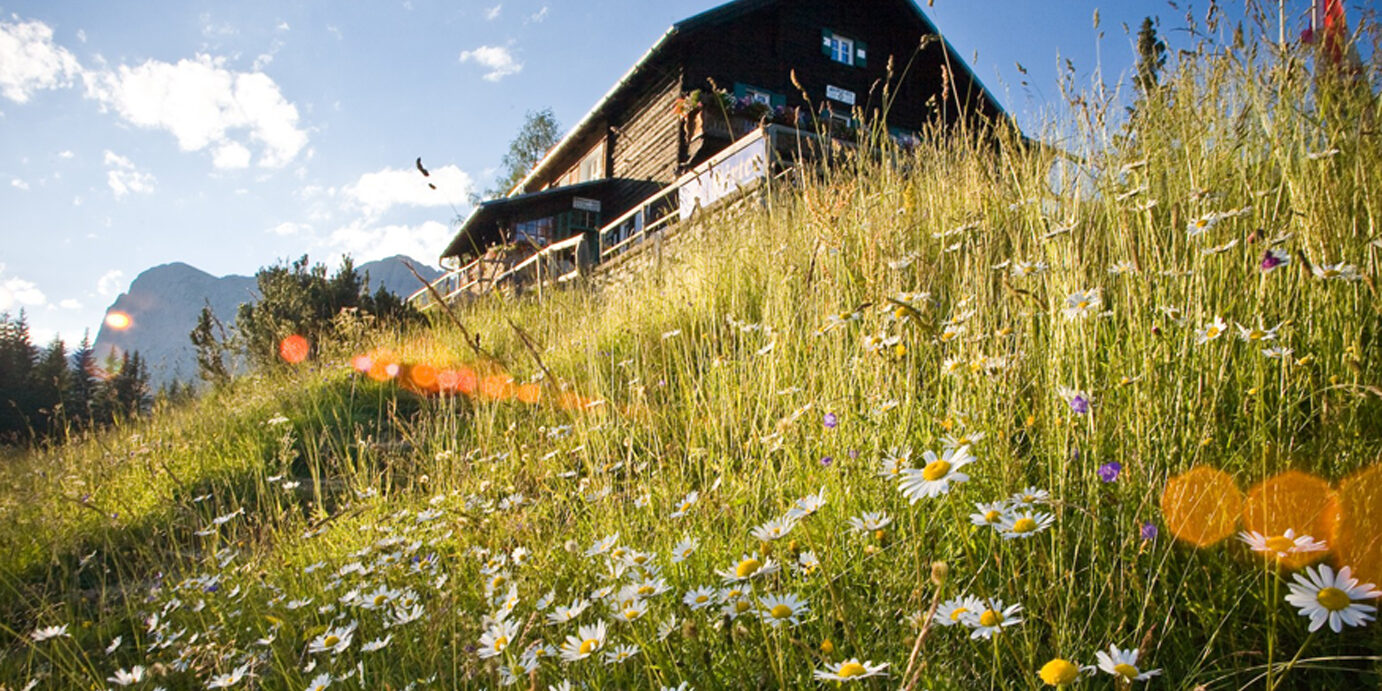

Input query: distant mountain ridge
[93,256,442,387]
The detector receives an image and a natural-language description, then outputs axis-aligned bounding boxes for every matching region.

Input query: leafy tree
[483,108,563,200]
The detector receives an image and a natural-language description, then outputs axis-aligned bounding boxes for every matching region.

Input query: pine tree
[31,337,69,436]
[0,311,39,441]
[190,305,231,386]
[1133,17,1167,99]
[66,332,99,427]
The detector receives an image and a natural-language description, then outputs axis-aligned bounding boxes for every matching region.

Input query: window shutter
[733,83,747,99]
[854,40,868,68]
[821,29,833,57]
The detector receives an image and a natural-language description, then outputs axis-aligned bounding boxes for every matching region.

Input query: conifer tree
[66,332,99,427]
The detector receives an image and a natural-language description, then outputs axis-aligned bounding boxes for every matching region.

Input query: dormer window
[821,29,867,67]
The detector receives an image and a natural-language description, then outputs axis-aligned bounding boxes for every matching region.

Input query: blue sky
[0,0,1340,345]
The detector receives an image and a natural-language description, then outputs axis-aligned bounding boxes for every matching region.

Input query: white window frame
[830,35,854,65]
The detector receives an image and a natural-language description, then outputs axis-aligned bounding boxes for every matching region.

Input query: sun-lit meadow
[3,16,1382,690]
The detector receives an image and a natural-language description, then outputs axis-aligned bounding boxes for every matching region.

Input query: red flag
[1302,0,1351,67]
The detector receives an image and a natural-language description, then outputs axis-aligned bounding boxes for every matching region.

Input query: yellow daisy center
[1113,663,1139,679]
[638,585,654,595]
[1039,658,1079,685]
[493,636,508,651]
[922,459,952,482]
[978,610,1001,627]
[373,595,388,607]
[323,635,340,648]
[695,594,710,604]
[837,662,866,678]
[1207,326,1221,338]
[1317,587,1351,612]
[949,607,969,622]
[770,604,794,620]
[736,558,762,578]
[1077,300,1090,309]
[735,600,752,613]
[1249,329,1265,340]
[984,510,1001,523]
[1013,517,1038,533]
[578,638,599,656]
[1264,535,1295,553]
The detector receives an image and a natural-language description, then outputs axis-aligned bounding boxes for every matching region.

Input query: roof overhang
[441,179,612,260]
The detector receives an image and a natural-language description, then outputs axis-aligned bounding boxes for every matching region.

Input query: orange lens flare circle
[278,334,310,364]
[104,311,132,330]
[1241,470,1336,569]
[1332,463,1382,587]
[1161,466,1243,547]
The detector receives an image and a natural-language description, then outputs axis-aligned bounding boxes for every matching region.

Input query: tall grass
[2,12,1380,689]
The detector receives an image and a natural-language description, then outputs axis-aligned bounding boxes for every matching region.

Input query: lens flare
[1161,466,1242,547]
[104,311,132,330]
[1241,471,1336,569]
[1331,463,1382,586]
[278,334,310,364]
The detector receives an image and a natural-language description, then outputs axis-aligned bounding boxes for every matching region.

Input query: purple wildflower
[1140,522,1158,540]
[1069,394,1090,415]
[823,412,838,429]
[820,456,834,467]
[848,449,859,460]
[1098,461,1122,483]
[1260,249,1289,273]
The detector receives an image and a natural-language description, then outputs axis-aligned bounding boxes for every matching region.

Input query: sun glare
[104,311,132,330]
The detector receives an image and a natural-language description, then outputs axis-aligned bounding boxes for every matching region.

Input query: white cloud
[0,265,47,311]
[212,141,251,169]
[75,28,86,43]
[103,150,156,198]
[83,54,308,168]
[459,45,522,82]
[276,21,290,32]
[58,149,73,159]
[10,178,29,190]
[344,163,473,216]
[59,298,81,309]
[485,4,503,20]
[269,221,310,236]
[323,219,452,265]
[96,269,125,297]
[0,18,81,103]
[529,6,549,23]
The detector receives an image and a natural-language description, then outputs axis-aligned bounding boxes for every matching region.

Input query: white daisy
[30,624,70,642]
[1095,644,1160,682]
[758,593,809,627]
[478,618,519,659]
[304,672,333,691]
[877,447,913,479]
[107,666,147,687]
[559,621,607,662]
[847,511,893,534]
[897,446,975,502]
[962,599,1023,639]
[750,516,798,542]
[998,510,1055,539]
[1196,316,1228,344]
[968,501,1007,528]
[935,595,984,627]
[786,489,827,520]
[1284,564,1381,632]
[669,491,699,518]
[206,663,252,688]
[603,643,640,665]
[1237,529,1327,560]
[308,621,356,655]
[716,554,780,583]
[813,659,889,681]
[546,599,590,624]
[1062,289,1102,320]
[683,586,718,610]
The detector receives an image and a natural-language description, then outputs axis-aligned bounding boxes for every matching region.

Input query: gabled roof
[508,0,1008,199]
[442,179,612,260]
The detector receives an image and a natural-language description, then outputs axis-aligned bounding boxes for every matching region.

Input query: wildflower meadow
[2,11,1381,690]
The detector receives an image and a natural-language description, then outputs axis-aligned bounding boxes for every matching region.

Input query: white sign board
[678,134,769,220]
[572,197,601,212]
[826,84,856,105]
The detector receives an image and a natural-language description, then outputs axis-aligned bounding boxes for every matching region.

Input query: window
[830,35,853,65]
[733,83,785,108]
[820,29,868,68]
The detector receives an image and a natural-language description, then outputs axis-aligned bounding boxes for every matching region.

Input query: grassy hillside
[3,21,1381,690]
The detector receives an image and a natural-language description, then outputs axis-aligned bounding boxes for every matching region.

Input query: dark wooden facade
[441,0,1004,263]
